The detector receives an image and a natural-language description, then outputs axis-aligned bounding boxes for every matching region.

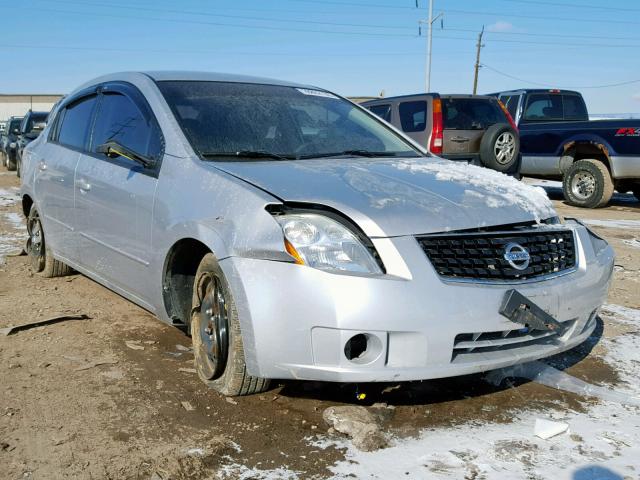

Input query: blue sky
[2,0,639,113]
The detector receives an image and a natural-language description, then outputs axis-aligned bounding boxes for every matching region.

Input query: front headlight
[274,213,382,274]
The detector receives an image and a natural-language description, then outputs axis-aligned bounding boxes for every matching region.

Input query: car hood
[213,157,556,237]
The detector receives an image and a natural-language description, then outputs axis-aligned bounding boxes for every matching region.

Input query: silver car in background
[20,72,614,396]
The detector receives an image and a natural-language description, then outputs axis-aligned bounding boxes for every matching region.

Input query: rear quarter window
[367,104,392,122]
[442,98,504,130]
[399,101,427,132]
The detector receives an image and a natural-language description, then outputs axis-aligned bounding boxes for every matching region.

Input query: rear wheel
[26,207,73,277]
[16,155,21,178]
[191,253,270,396]
[562,159,613,208]
[479,123,520,172]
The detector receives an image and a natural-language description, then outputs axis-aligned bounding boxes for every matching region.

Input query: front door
[74,85,163,306]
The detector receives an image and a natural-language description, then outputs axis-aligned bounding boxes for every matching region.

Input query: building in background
[0,94,64,122]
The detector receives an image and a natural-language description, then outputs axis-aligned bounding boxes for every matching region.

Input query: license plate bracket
[499,289,565,333]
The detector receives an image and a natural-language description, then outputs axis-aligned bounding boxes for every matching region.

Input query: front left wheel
[190,253,270,396]
[26,207,73,277]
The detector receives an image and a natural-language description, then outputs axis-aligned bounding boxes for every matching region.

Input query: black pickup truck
[493,89,639,208]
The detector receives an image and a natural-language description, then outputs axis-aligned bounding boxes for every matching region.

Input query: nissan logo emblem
[503,242,531,271]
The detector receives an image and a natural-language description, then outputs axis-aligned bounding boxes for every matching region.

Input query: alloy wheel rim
[494,132,516,165]
[196,273,229,380]
[571,171,596,200]
[27,212,44,260]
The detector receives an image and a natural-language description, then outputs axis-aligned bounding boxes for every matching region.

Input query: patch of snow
[0,187,20,207]
[215,464,301,480]
[394,160,555,221]
[582,219,640,230]
[308,304,640,479]
[622,238,640,249]
[4,212,25,230]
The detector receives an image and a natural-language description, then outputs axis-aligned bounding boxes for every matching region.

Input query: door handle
[77,179,91,192]
[38,161,47,171]
[451,136,470,143]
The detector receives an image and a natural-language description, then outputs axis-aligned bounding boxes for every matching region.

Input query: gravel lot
[1,171,639,479]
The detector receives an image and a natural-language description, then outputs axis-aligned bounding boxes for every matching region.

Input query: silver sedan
[20,72,614,396]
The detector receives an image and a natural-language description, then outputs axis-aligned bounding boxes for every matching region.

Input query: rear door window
[523,94,563,121]
[399,101,427,132]
[92,93,162,159]
[57,96,98,150]
[562,95,587,120]
[367,104,392,122]
[442,98,504,130]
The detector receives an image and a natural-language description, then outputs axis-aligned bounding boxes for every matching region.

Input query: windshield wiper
[200,150,294,161]
[298,150,417,159]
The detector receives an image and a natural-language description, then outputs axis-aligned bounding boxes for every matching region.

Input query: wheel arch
[161,237,212,331]
[22,194,34,218]
[559,137,613,174]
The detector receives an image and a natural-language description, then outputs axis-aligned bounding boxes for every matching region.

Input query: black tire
[7,151,16,171]
[562,159,614,208]
[190,253,270,396]
[479,123,520,172]
[26,207,73,277]
[16,155,21,178]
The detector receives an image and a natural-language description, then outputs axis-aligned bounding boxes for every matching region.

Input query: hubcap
[494,132,516,165]
[26,211,45,269]
[571,171,596,200]
[195,273,229,380]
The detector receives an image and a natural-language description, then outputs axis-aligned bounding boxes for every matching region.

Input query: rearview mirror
[96,140,155,168]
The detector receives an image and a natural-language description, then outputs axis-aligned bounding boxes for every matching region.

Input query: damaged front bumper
[222,223,614,382]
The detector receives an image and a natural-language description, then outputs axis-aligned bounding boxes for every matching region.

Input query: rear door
[74,83,163,305]
[34,94,97,262]
[441,98,503,155]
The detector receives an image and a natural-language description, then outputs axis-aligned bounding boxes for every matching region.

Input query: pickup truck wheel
[479,123,520,172]
[563,159,613,208]
[191,253,270,396]
[16,156,21,178]
[26,207,73,277]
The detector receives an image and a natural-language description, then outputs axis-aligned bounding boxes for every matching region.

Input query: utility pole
[472,26,485,95]
[418,0,443,93]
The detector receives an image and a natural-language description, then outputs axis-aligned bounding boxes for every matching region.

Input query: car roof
[144,71,316,89]
[362,93,495,105]
[75,71,319,92]
[489,89,582,96]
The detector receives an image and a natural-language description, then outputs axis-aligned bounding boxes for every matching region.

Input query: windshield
[157,81,421,160]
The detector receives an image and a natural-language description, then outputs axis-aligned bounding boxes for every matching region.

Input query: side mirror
[97,140,155,168]
[32,121,46,132]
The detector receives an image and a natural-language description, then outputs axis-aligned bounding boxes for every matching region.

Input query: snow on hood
[213,157,556,237]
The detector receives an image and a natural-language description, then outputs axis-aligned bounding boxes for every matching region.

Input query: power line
[496,0,640,13]
[285,0,422,10]
[481,63,640,89]
[442,8,640,26]
[18,6,417,38]
[433,33,640,49]
[37,0,414,30]
[443,26,640,43]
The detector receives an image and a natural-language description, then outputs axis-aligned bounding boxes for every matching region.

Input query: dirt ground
[1,171,639,479]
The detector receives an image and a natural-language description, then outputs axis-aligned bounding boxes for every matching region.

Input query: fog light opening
[344,334,368,361]
[344,333,383,365]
